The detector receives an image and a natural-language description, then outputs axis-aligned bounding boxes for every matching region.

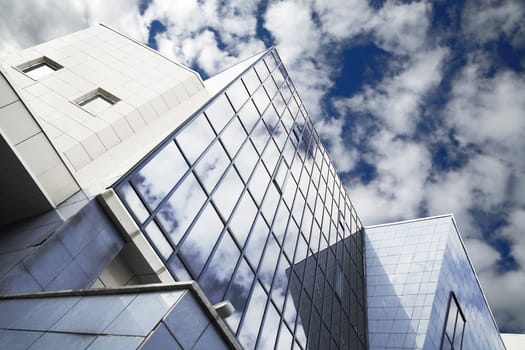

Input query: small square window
[75,88,120,115]
[17,57,62,80]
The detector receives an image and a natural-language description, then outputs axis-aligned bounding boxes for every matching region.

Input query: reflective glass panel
[194,141,230,194]
[220,116,247,158]
[179,204,223,277]
[133,141,187,209]
[119,183,149,224]
[145,221,173,260]
[205,93,235,133]
[176,114,216,164]
[200,233,240,304]
[238,99,260,133]
[157,173,207,245]
[235,141,259,184]
[229,192,258,247]
[226,79,249,112]
[242,68,261,95]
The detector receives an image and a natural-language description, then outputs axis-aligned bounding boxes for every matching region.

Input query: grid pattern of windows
[114,49,365,349]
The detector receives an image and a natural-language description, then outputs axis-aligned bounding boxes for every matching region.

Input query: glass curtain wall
[114,49,365,349]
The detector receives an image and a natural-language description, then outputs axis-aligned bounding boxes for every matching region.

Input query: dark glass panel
[164,292,209,349]
[141,323,182,350]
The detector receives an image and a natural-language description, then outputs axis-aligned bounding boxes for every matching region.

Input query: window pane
[250,119,271,155]
[237,99,260,133]
[226,79,249,112]
[179,205,223,277]
[235,141,259,184]
[259,237,280,290]
[283,219,300,262]
[252,86,270,114]
[119,183,149,224]
[220,116,246,158]
[261,104,280,131]
[445,298,458,338]
[263,77,278,100]
[261,140,280,175]
[212,166,244,221]
[254,60,270,81]
[81,95,113,114]
[258,303,280,349]
[200,233,240,304]
[261,183,280,222]
[453,315,465,349]
[144,221,173,260]
[194,141,230,194]
[225,258,255,332]
[248,162,270,206]
[238,282,267,349]
[245,216,269,268]
[157,173,206,245]
[176,114,216,164]
[205,93,235,133]
[229,192,258,247]
[242,68,261,95]
[133,141,188,209]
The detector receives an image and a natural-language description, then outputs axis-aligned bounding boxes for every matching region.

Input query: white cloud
[314,0,373,40]
[464,238,501,274]
[0,0,146,55]
[368,1,431,54]
[349,130,431,224]
[338,47,447,135]
[463,0,525,48]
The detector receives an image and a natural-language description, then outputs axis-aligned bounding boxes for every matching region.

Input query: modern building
[0,25,506,349]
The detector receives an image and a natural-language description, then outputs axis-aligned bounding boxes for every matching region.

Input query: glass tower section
[113,49,366,349]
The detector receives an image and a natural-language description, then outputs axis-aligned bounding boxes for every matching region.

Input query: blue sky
[0,0,523,333]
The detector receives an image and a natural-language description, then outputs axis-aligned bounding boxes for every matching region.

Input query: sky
[0,0,524,334]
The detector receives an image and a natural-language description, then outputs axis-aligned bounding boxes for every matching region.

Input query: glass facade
[365,216,506,350]
[0,287,234,349]
[114,49,365,349]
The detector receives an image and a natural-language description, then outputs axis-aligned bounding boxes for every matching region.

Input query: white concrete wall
[0,25,210,196]
[0,71,79,207]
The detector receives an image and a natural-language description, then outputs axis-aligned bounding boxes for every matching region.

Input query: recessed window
[441,292,466,350]
[17,57,62,80]
[75,88,120,115]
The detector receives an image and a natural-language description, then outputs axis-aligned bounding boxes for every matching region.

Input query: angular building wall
[365,216,506,350]
[113,48,365,349]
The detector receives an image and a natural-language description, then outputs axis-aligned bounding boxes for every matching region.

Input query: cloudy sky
[1,0,524,333]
